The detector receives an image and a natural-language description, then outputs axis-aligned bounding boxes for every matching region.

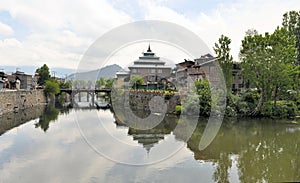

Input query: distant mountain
[67,64,122,81]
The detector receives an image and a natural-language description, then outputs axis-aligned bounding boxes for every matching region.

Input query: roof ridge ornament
[147,44,152,52]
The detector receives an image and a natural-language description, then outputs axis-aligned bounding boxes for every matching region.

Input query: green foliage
[44,79,60,97]
[129,75,144,86]
[195,79,212,116]
[175,105,182,115]
[282,10,300,65]
[36,64,50,85]
[236,89,260,115]
[262,100,298,117]
[59,81,71,89]
[35,105,59,132]
[96,77,106,89]
[214,35,234,93]
[240,27,297,114]
[105,78,115,89]
[95,77,115,89]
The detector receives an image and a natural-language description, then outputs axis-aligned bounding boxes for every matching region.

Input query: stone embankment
[128,91,180,113]
[0,90,46,116]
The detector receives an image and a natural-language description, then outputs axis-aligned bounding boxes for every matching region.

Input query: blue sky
[0,0,300,76]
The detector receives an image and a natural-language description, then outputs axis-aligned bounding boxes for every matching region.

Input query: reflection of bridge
[60,88,111,105]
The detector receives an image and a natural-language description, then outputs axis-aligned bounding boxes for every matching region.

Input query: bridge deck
[60,88,111,94]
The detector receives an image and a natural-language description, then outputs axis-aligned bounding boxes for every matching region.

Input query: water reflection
[0,106,299,182]
[113,110,300,182]
[35,105,59,132]
[0,105,45,136]
[186,119,300,182]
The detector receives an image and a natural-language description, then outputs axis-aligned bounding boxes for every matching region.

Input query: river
[0,104,299,182]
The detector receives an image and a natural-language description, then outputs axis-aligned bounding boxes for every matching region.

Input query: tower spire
[147,44,152,52]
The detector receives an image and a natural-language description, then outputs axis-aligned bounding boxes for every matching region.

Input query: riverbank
[0,90,46,116]
[0,105,46,135]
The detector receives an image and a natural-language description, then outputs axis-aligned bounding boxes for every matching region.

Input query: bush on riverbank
[262,100,298,118]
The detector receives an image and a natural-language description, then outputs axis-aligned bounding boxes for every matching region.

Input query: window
[158,69,162,73]
[151,69,155,74]
[132,69,137,73]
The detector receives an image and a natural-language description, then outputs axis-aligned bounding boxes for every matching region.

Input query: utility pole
[52,71,56,78]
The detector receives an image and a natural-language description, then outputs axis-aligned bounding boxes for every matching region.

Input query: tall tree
[36,64,50,85]
[269,27,297,107]
[282,10,300,65]
[282,11,300,92]
[214,35,234,93]
[240,28,297,115]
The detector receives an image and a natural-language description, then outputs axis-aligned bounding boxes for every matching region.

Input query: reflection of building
[128,128,166,153]
[114,111,177,153]
[116,45,172,86]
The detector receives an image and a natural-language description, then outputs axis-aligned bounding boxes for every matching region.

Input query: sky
[0,0,300,76]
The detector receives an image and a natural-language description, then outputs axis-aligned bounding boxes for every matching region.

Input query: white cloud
[0,22,14,36]
[0,0,133,70]
[0,0,299,72]
[139,0,300,60]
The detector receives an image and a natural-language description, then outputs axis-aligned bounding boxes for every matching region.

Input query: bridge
[60,88,111,95]
[59,88,111,105]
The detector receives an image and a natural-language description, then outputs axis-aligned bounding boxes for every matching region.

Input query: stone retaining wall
[128,92,180,113]
[0,90,46,116]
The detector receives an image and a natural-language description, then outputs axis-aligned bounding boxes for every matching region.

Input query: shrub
[262,100,298,117]
[175,105,182,115]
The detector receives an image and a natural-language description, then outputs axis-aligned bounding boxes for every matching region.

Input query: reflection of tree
[213,152,232,183]
[172,118,300,183]
[236,123,300,183]
[35,105,59,132]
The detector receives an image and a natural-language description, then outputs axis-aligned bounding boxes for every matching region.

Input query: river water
[0,105,299,183]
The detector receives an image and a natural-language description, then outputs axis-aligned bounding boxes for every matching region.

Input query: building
[0,71,7,89]
[232,62,244,93]
[116,45,172,88]
[13,71,33,90]
[128,45,172,82]
[176,53,219,89]
[176,54,244,93]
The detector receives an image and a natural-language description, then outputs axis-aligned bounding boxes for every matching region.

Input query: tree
[105,78,115,89]
[96,77,106,89]
[59,81,72,89]
[44,79,60,98]
[36,64,50,85]
[282,10,300,65]
[268,28,297,107]
[240,28,297,115]
[129,75,144,86]
[195,79,212,116]
[282,10,300,93]
[213,35,234,93]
